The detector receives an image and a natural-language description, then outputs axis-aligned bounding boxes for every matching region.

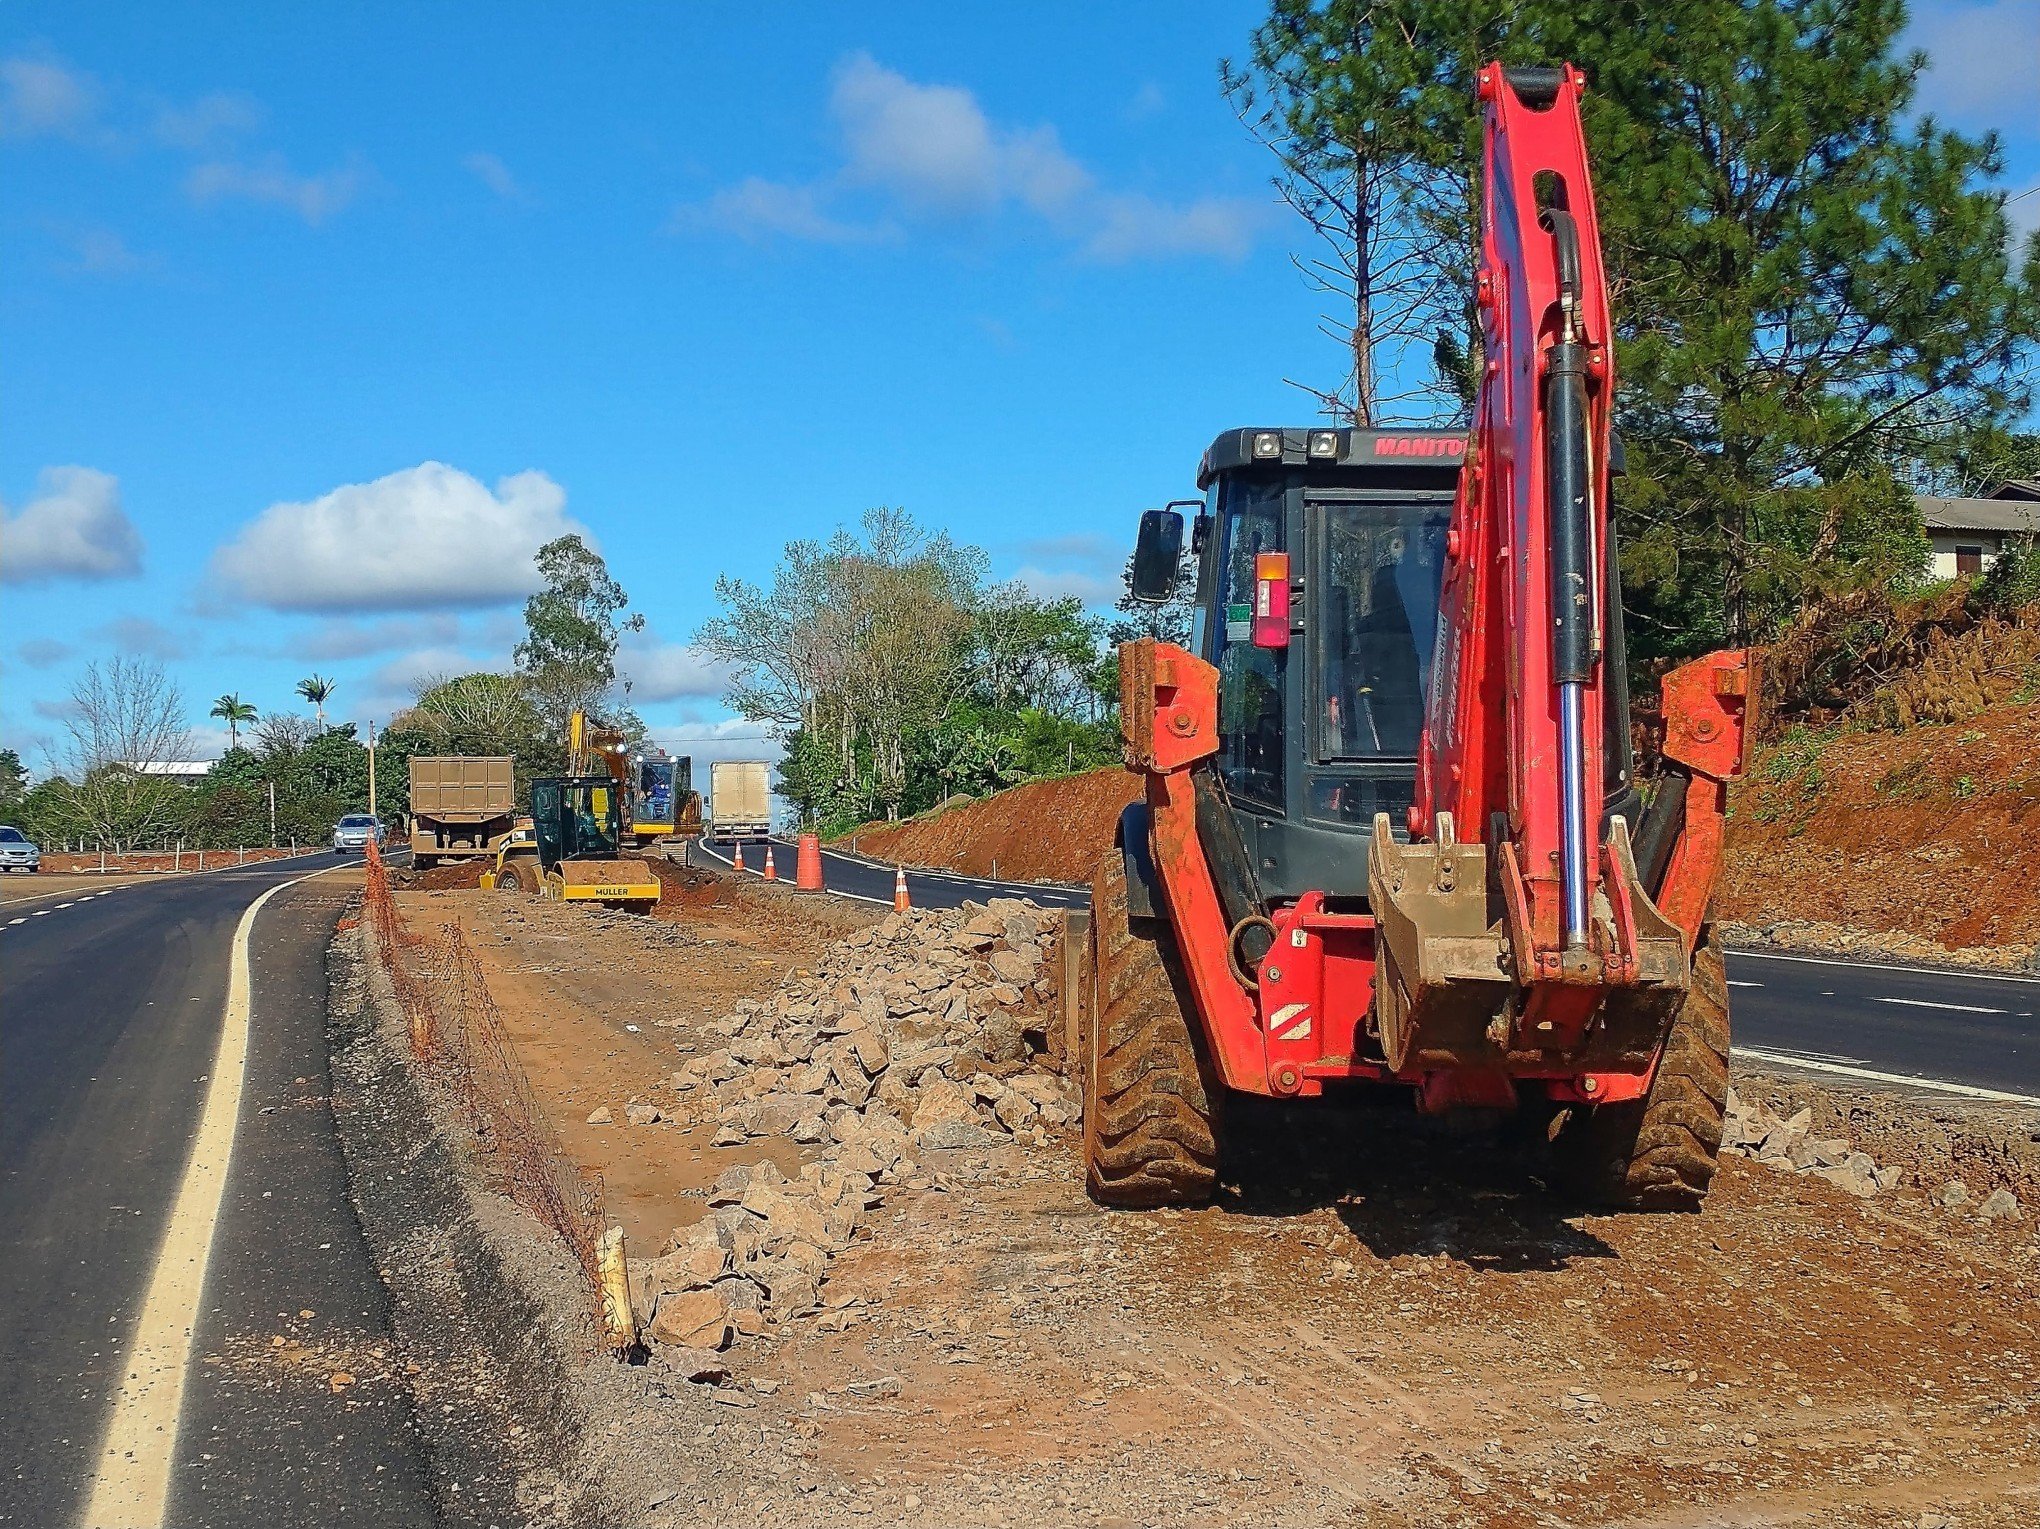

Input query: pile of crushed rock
[1720,1088,1905,1196]
[1723,1088,2026,1221]
[627,898,1079,1378]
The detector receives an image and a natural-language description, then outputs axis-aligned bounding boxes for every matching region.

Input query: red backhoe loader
[1081,63,1755,1211]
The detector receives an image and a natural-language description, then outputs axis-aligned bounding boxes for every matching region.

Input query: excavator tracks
[1551,927,1731,1210]
[1080,852,1221,1208]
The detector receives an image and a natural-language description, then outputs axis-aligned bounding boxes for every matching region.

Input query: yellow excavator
[574,712,703,846]
[477,712,662,911]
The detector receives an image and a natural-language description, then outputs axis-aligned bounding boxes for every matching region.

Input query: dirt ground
[402,874,2040,1528]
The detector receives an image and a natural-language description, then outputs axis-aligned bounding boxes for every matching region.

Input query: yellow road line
[78,872,319,1529]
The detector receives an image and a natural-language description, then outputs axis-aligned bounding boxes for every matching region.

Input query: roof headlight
[1309,430,1340,458]
[1252,431,1282,459]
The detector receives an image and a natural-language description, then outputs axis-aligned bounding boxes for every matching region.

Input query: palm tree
[297,674,335,730]
[210,693,258,750]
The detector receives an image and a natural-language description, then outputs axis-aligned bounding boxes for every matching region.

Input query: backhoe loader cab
[1131,427,1641,908]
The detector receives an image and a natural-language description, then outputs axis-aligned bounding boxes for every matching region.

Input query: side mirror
[1130,508,1185,602]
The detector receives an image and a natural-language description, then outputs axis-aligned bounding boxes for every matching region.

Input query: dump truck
[709,760,772,841]
[407,755,516,870]
[1079,64,1753,1213]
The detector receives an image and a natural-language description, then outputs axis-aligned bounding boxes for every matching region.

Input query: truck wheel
[496,864,530,895]
[414,855,437,871]
[1549,926,1730,1211]
[1080,850,1221,1208]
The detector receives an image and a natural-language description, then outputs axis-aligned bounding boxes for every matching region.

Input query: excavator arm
[1369,64,1754,1082]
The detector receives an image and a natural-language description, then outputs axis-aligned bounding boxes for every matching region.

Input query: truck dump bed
[410,756,515,818]
[409,756,517,865]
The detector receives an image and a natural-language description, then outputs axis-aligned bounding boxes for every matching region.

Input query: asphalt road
[0,852,442,1528]
[694,836,2038,1104]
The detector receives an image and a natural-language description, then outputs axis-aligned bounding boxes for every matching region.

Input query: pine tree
[1228,0,2040,658]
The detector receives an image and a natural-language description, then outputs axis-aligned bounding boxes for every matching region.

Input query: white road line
[7,917,23,925]
[1736,1045,2040,1105]
[57,901,74,908]
[1871,996,2005,1015]
[79,871,319,1529]
[1726,980,1763,988]
[1729,946,2040,986]
[32,909,49,916]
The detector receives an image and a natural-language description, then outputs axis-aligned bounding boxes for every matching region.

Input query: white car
[331,814,387,854]
[0,825,40,873]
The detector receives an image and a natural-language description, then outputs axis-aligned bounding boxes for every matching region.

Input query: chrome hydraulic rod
[1558,679,1591,946]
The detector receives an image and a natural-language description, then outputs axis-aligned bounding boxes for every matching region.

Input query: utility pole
[367,719,379,820]
[267,779,277,848]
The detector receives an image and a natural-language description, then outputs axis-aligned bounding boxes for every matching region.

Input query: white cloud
[152,90,261,149]
[833,53,1089,217]
[96,615,189,660]
[294,614,462,662]
[0,466,145,585]
[1125,82,1167,122]
[1084,191,1262,263]
[58,226,155,276]
[1010,564,1123,605]
[462,150,529,202]
[674,176,892,245]
[644,718,782,771]
[619,632,730,703]
[2007,174,2040,245]
[1909,1,2039,129]
[682,52,1265,263]
[372,645,505,694]
[186,152,370,224]
[0,54,99,140]
[212,462,587,613]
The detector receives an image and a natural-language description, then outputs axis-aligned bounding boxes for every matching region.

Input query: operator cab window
[1316,501,1449,761]
[1211,477,1286,809]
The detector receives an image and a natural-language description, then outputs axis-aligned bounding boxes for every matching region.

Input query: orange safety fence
[359,841,631,1348]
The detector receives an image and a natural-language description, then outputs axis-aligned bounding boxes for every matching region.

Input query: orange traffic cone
[732,841,745,872]
[762,845,778,881]
[795,833,823,891]
[892,866,910,912]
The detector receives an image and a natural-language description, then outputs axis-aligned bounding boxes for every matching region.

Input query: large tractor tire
[495,862,533,895]
[1079,850,1222,1208]
[1551,927,1731,1210]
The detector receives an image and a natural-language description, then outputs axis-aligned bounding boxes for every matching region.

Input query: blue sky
[4,1,2036,769]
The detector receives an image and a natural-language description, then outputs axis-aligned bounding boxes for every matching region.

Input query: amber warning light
[1253,552,1291,649]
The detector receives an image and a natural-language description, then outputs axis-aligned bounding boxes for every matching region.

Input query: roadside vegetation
[695,508,1131,832]
[4,534,646,852]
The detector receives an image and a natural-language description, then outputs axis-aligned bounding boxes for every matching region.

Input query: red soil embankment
[1719,699,2040,952]
[837,769,1141,885]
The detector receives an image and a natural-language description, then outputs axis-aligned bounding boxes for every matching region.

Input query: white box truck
[709,760,772,841]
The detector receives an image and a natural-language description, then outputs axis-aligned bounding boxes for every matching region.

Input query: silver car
[331,814,386,854]
[0,825,40,873]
